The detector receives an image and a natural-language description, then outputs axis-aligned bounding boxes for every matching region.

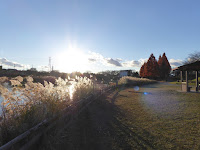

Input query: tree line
[140,53,171,79]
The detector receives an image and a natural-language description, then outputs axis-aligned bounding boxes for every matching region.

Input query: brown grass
[38,82,200,149]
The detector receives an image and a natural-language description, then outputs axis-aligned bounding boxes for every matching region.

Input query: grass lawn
[107,83,200,149]
[39,82,200,150]
[170,81,197,86]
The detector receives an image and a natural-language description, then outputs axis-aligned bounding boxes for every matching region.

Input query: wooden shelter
[178,61,200,92]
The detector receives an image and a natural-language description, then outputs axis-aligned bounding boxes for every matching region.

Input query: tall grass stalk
[0,76,94,146]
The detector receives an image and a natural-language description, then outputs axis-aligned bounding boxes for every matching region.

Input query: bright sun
[55,49,89,73]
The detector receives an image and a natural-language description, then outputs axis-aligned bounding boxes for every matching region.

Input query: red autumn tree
[140,54,160,79]
[158,53,171,79]
[145,54,160,78]
[139,62,147,77]
[158,55,162,65]
[139,63,144,77]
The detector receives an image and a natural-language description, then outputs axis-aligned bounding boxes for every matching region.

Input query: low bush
[118,76,157,87]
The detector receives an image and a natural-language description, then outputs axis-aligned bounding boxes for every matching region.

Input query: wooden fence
[0,86,114,150]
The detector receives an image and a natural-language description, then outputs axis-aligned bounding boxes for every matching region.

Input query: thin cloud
[122,60,141,67]
[0,53,183,72]
[88,51,105,62]
[0,58,29,69]
[122,58,148,68]
[88,51,183,71]
[169,59,183,68]
[106,58,122,67]
[116,58,123,62]
[88,58,97,62]
[88,51,149,69]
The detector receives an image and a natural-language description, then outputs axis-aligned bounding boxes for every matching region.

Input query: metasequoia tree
[139,63,145,77]
[158,53,171,79]
[140,53,171,79]
[145,54,160,78]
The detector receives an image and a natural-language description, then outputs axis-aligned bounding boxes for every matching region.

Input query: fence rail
[0,86,113,150]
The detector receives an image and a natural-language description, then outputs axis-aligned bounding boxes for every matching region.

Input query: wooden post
[180,71,183,91]
[93,82,94,94]
[196,71,199,92]
[186,71,189,92]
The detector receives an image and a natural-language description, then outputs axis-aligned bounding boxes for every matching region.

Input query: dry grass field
[39,82,200,150]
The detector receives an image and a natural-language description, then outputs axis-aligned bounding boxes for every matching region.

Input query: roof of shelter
[178,61,200,71]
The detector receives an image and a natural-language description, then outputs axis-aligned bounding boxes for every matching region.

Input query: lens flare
[133,86,139,91]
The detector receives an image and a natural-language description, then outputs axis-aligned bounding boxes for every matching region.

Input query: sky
[0,0,200,73]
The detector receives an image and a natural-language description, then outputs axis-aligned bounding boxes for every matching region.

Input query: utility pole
[49,57,51,72]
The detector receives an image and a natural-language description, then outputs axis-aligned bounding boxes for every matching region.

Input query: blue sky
[0,0,200,72]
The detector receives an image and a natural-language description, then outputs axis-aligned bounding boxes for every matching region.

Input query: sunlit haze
[54,44,90,73]
[1,0,200,72]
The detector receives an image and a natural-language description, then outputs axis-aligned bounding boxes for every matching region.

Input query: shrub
[118,76,157,87]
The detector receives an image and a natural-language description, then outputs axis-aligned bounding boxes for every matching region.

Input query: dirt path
[38,87,159,150]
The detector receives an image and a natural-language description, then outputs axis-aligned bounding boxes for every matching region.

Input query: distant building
[171,67,179,77]
[29,68,37,71]
[52,70,59,72]
[120,71,128,77]
[7,69,17,72]
[119,70,131,77]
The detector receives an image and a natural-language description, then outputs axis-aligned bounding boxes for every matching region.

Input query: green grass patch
[170,81,197,86]
[191,77,200,82]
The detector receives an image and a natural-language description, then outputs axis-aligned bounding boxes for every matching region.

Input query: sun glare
[55,48,89,73]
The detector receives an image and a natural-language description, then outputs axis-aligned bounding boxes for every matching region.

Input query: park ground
[39,82,200,150]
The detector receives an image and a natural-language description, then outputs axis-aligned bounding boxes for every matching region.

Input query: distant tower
[49,57,51,72]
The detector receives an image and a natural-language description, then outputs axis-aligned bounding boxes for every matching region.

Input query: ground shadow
[38,90,159,150]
